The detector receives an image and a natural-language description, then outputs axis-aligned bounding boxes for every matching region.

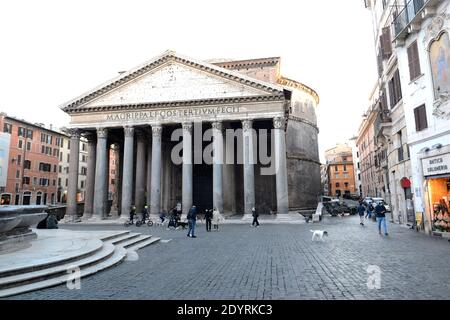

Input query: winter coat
[212,209,222,225]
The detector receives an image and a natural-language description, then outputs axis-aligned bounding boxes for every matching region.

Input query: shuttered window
[381,27,392,59]
[407,41,421,80]
[388,69,403,108]
[414,105,428,132]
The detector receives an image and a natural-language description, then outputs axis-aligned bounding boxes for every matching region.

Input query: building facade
[325,144,357,197]
[56,131,88,205]
[364,0,450,235]
[0,114,65,206]
[365,0,414,225]
[60,51,321,220]
[393,0,450,234]
[349,136,362,196]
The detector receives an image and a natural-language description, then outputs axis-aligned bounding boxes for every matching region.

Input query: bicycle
[124,219,135,227]
[135,214,153,227]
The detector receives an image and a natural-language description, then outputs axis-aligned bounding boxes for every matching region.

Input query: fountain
[0,205,48,251]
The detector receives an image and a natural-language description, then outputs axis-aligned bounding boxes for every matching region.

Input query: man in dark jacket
[204,209,213,232]
[357,201,366,226]
[187,205,197,238]
[375,202,388,236]
[252,207,259,227]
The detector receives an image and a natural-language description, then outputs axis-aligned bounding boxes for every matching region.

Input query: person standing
[375,201,388,235]
[187,205,197,238]
[251,207,259,227]
[212,207,222,231]
[205,209,213,232]
[357,201,366,226]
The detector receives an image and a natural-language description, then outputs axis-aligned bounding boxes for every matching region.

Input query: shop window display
[429,178,450,233]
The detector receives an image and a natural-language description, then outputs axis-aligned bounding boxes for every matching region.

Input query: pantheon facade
[62,51,320,220]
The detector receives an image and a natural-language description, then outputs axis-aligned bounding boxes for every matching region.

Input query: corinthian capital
[152,125,163,137]
[83,132,96,143]
[242,120,253,132]
[212,121,223,131]
[97,127,108,139]
[123,126,134,138]
[273,117,286,129]
[68,128,81,139]
[182,122,193,134]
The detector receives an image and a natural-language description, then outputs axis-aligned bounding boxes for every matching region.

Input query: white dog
[310,230,328,242]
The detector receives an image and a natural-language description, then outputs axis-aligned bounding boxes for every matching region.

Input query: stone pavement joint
[7,216,450,300]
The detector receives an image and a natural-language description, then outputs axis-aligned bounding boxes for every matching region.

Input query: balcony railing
[393,0,425,39]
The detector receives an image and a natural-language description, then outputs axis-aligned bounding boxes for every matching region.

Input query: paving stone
[5,216,450,300]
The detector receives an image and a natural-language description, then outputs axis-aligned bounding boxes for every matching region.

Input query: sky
[0,0,377,163]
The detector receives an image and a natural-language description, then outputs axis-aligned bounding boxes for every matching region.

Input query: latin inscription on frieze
[105,106,241,122]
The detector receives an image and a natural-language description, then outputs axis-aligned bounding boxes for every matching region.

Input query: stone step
[0,246,127,298]
[0,238,104,278]
[0,243,116,290]
[117,234,153,249]
[99,230,131,242]
[106,233,141,245]
[125,237,161,252]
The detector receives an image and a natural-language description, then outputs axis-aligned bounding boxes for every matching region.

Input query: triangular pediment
[61,51,284,112]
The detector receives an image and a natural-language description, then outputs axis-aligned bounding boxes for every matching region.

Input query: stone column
[134,131,146,213]
[146,140,152,208]
[121,126,134,217]
[93,128,108,219]
[274,117,289,215]
[83,133,96,219]
[242,120,255,215]
[162,143,171,211]
[67,129,80,221]
[110,144,120,218]
[104,144,110,216]
[182,122,193,216]
[150,125,162,215]
[212,121,224,212]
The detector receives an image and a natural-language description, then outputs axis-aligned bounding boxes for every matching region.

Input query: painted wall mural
[429,32,450,99]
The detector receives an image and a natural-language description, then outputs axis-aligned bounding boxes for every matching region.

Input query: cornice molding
[65,94,285,114]
[277,76,320,105]
[212,57,280,70]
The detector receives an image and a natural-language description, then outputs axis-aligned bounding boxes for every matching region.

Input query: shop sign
[422,153,450,177]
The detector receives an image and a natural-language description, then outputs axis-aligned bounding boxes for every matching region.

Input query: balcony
[393,0,441,41]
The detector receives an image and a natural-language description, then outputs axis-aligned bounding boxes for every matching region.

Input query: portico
[63,51,321,221]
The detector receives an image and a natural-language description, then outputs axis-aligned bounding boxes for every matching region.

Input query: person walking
[357,201,366,226]
[251,207,259,227]
[375,201,388,236]
[205,208,213,232]
[212,207,222,231]
[187,205,197,238]
[365,202,374,220]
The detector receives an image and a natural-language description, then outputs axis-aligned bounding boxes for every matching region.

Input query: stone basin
[0,216,22,234]
[4,205,48,214]
[0,205,48,235]
[16,212,48,228]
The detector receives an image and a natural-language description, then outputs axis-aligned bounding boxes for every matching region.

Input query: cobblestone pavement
[7,215,450,300]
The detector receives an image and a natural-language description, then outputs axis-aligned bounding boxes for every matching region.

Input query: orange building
[0,113,65,205]
[325,144,357,197]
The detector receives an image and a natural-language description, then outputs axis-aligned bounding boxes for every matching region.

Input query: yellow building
[325,144,357,197]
